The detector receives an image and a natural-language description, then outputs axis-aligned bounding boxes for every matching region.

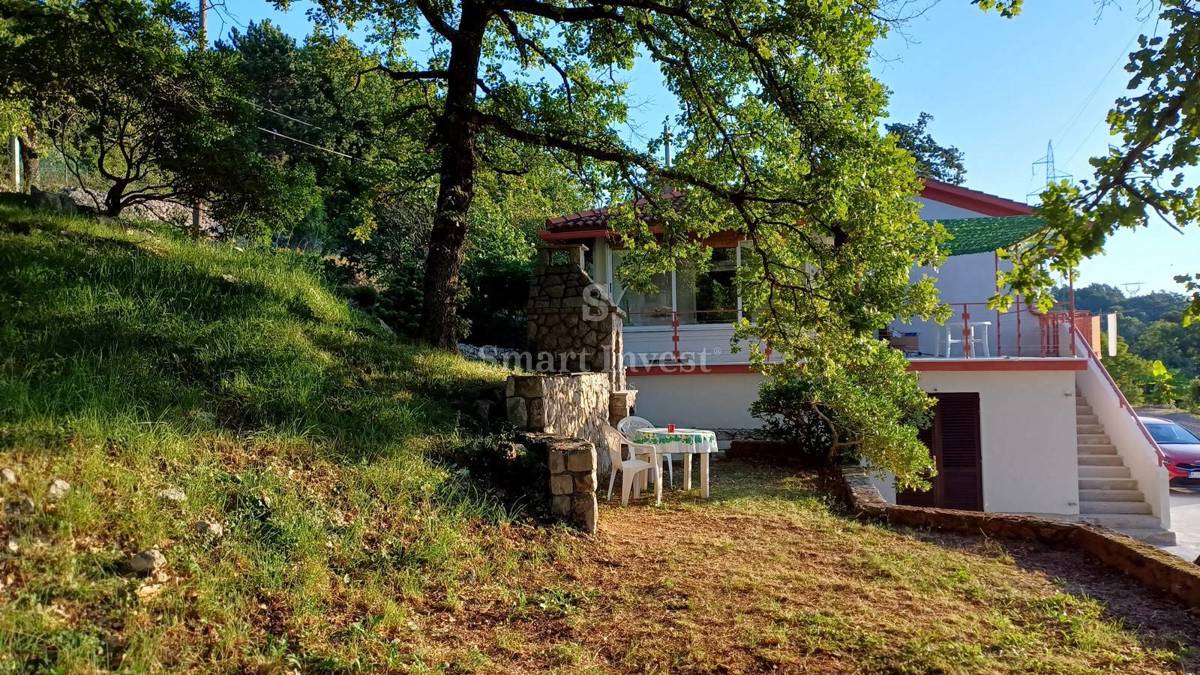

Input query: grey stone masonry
[507,372,621,477]
[526,244,625,391]
[520,432,598,533]
[608,389,637,427]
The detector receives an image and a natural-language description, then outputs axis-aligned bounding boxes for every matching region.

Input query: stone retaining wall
[727,440,826,468]
[840,466,1200,609]
[518,432,597,533]
[507,373,629,477]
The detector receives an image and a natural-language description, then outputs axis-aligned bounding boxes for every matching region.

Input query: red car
[1140,416,1200,481]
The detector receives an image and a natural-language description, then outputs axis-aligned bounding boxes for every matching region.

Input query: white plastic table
[632,428,719,498]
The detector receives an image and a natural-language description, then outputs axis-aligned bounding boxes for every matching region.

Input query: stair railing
[1071,325,1165,467]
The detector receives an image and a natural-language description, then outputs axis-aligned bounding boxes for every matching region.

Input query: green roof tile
[938,216,1045,256]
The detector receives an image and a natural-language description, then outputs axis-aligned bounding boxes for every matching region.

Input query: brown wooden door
[896,393,983,511]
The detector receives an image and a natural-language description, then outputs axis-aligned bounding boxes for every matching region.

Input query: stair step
[1078,455,1124,466]
[1079,514,1173,542]
[1077,434,1111,445]
[1077,414,1099,425]
[1078,478,1139,490]
[1079,489,1144,502]
[1077,444,1118,455]
[1078,465,1131,479]
[1116,528,1178,546]
[1080,501,1152,515]
[1079,513,1161,528]
[1077,423,1104,434]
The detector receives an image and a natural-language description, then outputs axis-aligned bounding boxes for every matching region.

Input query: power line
[1054,20,1148,164]
[245,99,325,130]
[255,126,359,161]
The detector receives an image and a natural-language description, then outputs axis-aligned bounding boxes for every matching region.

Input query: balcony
[890,301,1089,361]
[622,301,1093,373]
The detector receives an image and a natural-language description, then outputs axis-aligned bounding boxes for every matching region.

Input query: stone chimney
[526,243,626,391]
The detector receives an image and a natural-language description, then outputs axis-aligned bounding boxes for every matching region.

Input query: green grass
[0,204,557,671]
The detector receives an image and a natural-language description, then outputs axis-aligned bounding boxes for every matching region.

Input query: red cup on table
[667,423,676,433]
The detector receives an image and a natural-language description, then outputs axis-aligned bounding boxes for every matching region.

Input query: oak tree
[302,0,949,484]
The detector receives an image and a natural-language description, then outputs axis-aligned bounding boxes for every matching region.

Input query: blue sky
[215,0,1197,294]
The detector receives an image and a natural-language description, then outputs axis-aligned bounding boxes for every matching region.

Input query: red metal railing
[623,308,740,363]
[1071,325,1166,467]
[625,303,1088,361]
[886,300,1080,359]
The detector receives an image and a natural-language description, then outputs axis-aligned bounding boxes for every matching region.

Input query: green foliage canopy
[886,112,967,185]
[992,1,1200,324]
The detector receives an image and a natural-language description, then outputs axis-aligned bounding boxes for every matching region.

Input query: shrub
[750,377,841,466]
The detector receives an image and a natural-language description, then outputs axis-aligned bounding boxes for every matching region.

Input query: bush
[750,377,841,466]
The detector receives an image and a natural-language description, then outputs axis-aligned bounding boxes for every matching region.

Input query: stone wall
[727,440,827,468]
[839,466,1200,609]
[517,433,598,533]
[507,373,623,476]
[526,244,625,391]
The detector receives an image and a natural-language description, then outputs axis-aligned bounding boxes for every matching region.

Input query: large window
[611,246,740,327]
[677,247,738,324]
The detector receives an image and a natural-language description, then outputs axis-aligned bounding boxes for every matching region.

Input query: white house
[541,178,1175,544]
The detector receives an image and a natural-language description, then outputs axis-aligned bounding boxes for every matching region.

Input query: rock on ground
[193,520,223,539]
[47,479,70,500]
[157,487,186,503]
[128,549,167,575]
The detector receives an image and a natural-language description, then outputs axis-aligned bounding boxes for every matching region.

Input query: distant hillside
[0,202,540,670]
[1059,283,1200,386]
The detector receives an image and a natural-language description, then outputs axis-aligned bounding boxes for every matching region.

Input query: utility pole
[1027,140,1073,203]
[191,0,206,239]
[9,135,20,192]
[662,118,672,168]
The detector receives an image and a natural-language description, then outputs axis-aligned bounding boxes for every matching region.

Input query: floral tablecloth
[632,428,718,452]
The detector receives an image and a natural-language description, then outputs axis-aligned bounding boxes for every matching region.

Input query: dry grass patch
[427,462,1200,673]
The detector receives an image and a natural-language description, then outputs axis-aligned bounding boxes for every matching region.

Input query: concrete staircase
[1075,391,1175,545]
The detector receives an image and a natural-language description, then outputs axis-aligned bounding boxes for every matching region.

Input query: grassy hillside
[0,204,556,670]
[2,204,1198,673]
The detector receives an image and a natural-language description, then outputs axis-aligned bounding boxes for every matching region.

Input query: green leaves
[1009,0,1200,324]
[971,0,1024,18]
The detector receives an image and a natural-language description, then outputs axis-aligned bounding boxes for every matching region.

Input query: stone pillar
[609,389,637,426]
[549,438,598,533]
[500,433,597,534]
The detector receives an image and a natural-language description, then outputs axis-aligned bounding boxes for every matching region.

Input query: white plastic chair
[603,427,661,506]
[940,323,990,358]
[616,416,673,487]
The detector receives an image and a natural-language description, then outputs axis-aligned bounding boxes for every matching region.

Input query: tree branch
[359,65,449,83]
[496,10,574,111]
[413,0,458,41]
[497,0,621,22]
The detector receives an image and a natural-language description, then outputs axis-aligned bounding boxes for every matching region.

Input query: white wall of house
[627,372,765,431]
[894,252,1056,358]
[866,369,1081,516]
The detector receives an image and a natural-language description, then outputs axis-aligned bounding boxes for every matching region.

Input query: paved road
[1137,407,1200,561]
[1167,481,1200,561]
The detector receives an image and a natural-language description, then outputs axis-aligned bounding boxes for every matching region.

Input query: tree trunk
[104,182,126,218]
[19,127,39,192]
[418,2,489,350]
